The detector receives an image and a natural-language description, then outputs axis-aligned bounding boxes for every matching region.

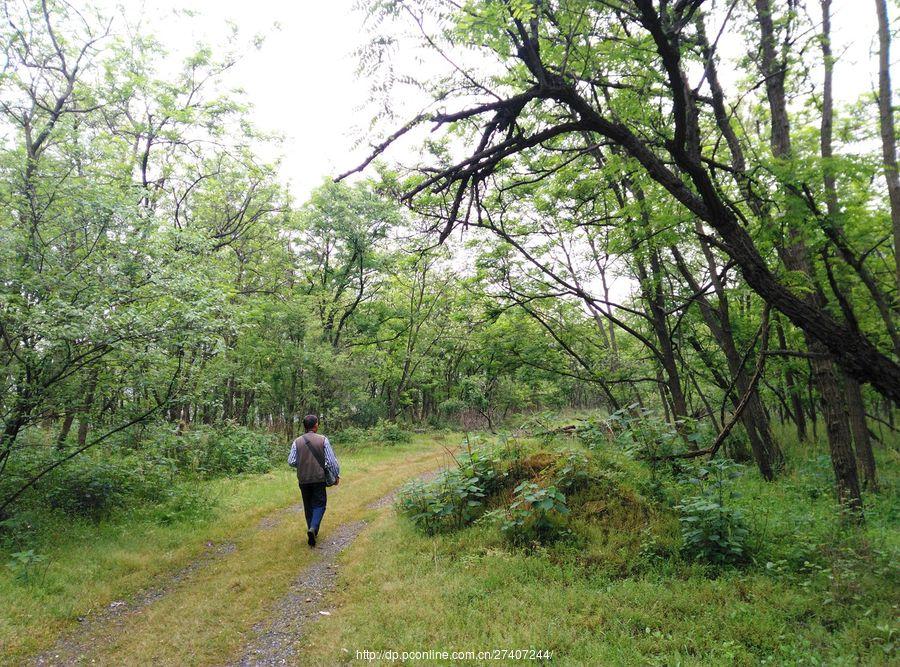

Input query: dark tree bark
[344,0,900,405]
[671,244,782,478]
[874,0,900,295]
[754,0,861,516]
[630,235,687,420]
[821,0,878,491]
[56,412,75,450]
[846,376,878,490]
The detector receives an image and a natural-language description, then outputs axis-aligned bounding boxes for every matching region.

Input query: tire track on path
[32,540,238,666]
[227,468,441,667]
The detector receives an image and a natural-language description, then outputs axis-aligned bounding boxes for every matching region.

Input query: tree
[346,0,900,404]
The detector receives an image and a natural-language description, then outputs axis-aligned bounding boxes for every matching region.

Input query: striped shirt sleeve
[323,437,340,477]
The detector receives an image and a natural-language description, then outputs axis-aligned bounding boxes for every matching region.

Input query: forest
[0,0,898,665]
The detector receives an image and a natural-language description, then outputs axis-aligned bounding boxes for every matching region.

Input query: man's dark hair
[302,414,319,432]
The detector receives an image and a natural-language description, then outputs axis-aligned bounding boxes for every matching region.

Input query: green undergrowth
[0,423,281,525]
[333,421,416,452]
[331,422,899,664]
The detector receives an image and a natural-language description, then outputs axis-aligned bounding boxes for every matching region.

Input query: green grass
[2,425,897,665]
[0,433,457,664]
[298,429,899,666]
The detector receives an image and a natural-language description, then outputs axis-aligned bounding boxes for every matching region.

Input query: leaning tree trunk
[671,243,781,478]
[76,374,98,448]
[56,412,75,450]
[628,188,687,421]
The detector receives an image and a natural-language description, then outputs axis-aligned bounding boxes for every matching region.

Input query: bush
[150,483,217,525]
[202,425,275,475]
[397,473,485,534]
[139,423,276,477]
[333,422,411,450]
[397,446,505,534]
[44,458,141,519]
[437,397,466,418]
[550,449,592,493]
[372,421,411,445]
[6,549,48,585]
[675,459,749,565]
[500,481,570,546]
[459,447,506,495]
[584,408,713,462]
[334,426,367,446]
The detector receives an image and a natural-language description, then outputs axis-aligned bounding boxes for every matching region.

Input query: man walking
[288,414,340,546]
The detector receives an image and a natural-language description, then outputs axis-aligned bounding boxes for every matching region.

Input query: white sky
[122,0,894,204]
[118,0,375,200]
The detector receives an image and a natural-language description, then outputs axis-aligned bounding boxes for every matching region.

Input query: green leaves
[6,550,48,585]
[500,481,570,546]
[508,0,536,21]
[396,444,506,534]
[675,460,750,566]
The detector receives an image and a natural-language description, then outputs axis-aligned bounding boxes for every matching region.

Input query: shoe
[307,529,316,547]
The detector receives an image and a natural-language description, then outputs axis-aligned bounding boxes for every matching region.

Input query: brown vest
[294,432,327,485]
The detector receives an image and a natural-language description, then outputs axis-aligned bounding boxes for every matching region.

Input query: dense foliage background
[0,0,896,580]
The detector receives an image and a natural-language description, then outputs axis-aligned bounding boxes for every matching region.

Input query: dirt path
[226,471,439,666]
[30,467,441,667]
[226,520,364,666]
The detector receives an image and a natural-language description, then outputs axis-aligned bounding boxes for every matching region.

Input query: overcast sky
[123,0,893,204]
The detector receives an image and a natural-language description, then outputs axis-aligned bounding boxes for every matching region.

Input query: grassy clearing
[299,431,898,666]
[0,432,457,665]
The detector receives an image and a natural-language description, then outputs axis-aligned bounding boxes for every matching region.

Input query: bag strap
[301,434,328,474]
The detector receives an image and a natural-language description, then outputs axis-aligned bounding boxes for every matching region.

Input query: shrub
[584,408,713,462]
[347,397,384,428]
[437,397,466,418]
[675,459,749,565]
[397,473,485,534]
[459,447,506,495]
[676,496,748,565]
[150,483,217,525]
[202,425,274,475]
[500,481,570,546]
[372,421,411,445]
[397,446,505,534]
[335,425,367,446]
[43,458,139,519]
[135,423,276,478]
[550,449,591,493]
[6,549,48,585]
[334,422,411,450]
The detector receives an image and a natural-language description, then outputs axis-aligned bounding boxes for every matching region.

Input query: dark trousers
[299,482,327,534]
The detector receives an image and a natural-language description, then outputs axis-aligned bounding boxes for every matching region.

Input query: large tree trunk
[574,3,900,402]
[56,412,75,450]
[821,0,879,492]
[754,0,862,516]
[846,376,878,490]
[875,0,900,294]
